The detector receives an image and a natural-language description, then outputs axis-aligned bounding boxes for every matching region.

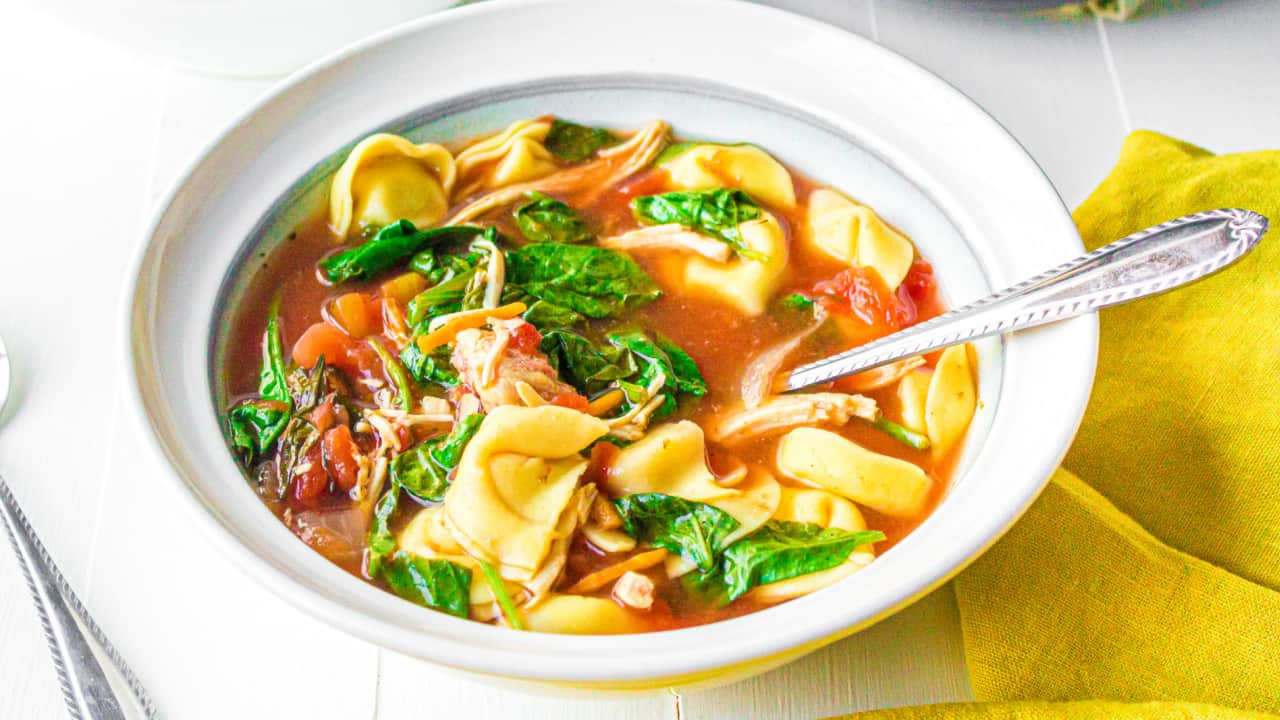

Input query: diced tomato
[322,425,361,492]
[902,259,935,302]
[550,392,591,411]
[508,322,543,355]
[292,322,381,380]
[812,267,911,334]
[291,443,329,506]
[309,402,336,434]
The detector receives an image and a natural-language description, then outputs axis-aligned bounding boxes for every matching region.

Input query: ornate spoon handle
[0,476,156,719]
[780,208,1268,392]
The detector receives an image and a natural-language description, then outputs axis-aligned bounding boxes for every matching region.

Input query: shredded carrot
[586,388,625,417]
[414,302,527,353]
[565,548,667,594]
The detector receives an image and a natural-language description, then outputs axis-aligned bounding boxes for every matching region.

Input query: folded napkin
[839,132,1280,718]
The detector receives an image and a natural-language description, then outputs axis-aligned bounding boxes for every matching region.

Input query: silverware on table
[0,335,156,719]
[779,207,1269,392]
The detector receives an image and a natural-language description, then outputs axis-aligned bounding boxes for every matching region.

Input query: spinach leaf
[540,329,637,395]
[399,342,459,388]
[506,243,661,318]
[225,401,290,462]
[631,189,766,261]
[544,119,617,162]
[321,221,483,283]
[614,493,739,572]
[521,299,583,330]
[368,339,413,411]
[390,413,485,503]
[367,488,400,576]
[406,269,475,327]
[286,356,330,413]
[259,298,291,403]
[380,552,472,619]
[274,416,322,500]
[513,192,592,244]
[718,521,884,602]
[606,328,706,418]
[410,248,481,283]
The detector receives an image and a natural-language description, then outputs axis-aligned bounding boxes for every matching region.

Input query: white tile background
[0,1,1274,717]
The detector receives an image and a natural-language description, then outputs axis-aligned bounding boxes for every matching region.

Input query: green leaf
[321,221,483,283]
[381,553,472,619]
[540,329,638,395]
[614,493,740,572]
[410,248,481,283]
[521,299,583,331]
[871,416,932,451]
[390,413,485,503]
[606,328,706,418]
[368,339,414,411]
[258,297,291,404]
[544,119,617,162]
[399,342,459,388]
[631,188,766,261]
[225,401,290,463]
[406,268,475,327]
[718,521,884,602]
[275,416,322,500]
[513,192,593,244]
[367,488,400,575]
[506,243,661,318]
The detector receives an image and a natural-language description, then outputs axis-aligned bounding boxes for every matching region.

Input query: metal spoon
[779,208,1268,392]
[0,335,156,719]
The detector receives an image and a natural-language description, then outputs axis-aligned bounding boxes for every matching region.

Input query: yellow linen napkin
[837,132,1280,719]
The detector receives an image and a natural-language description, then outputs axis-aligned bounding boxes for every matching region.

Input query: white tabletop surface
[1,1,1275,717]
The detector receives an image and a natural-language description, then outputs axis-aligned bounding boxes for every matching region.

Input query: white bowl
[124,0,1096,690]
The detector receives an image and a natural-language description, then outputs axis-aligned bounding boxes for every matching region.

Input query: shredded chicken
[447,120,670,224]
[523,485,597,610]
[612,571,656,610]
[418,396,452,415]
[601,224,732,262]
[707,392,878,444]
[742,305,827,409]
[606,369,667,440]
[362,410,404,452]
[472,236,505,309]
[590,494,624,530]
[451,323,576,411]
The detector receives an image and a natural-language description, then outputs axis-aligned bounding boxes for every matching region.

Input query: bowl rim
[122,0,1098,684]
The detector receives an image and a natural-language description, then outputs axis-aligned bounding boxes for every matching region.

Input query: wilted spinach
[606,328,706,418]
[544,119,617,161]
[506,243,661,318]
[380,552,472,619]
[631,189,766,261]
[540,329,637,395]
[520,299,583,331]
[614,493,739,572]
[513,192,592,244]
[686,521,886,604]
[226,299,292,463]
[368,339,413,411]
[399,342,459,388]
[320,221,483,284]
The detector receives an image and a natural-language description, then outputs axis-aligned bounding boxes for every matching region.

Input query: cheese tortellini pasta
[453,119,559,196]
[683,212,789,316]
[806,188,915,290]
[661,143,797,209]
[328,133,456,237]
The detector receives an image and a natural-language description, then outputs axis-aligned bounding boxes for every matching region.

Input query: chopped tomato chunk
[550,392,591,411]
[292,322,380,380]
[291,443,328,506]
[309,401,336,434]
[813,267,911,334]
[902,259,935,303]
[322,425,361,492]
[508,321,544,355]
[328,292,381,339]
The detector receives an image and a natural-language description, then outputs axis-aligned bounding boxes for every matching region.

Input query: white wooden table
[1,1,1275,717]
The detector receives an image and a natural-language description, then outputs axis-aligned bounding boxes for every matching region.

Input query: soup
[221,117,977,633]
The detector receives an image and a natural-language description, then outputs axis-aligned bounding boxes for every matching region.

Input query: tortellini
[661,143,796,209]
[522,594,644,635]
[747,487,875,604]
[443,405,608,582]
[453,119,559,196]
[683,212,788,316]
[328,133,456,238]
[896,344,978,456]
[776,427,932,518]
[806,188,915,291]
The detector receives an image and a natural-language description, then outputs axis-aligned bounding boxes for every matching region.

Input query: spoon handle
[0,476,156,720]
[780,208,1268,392]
